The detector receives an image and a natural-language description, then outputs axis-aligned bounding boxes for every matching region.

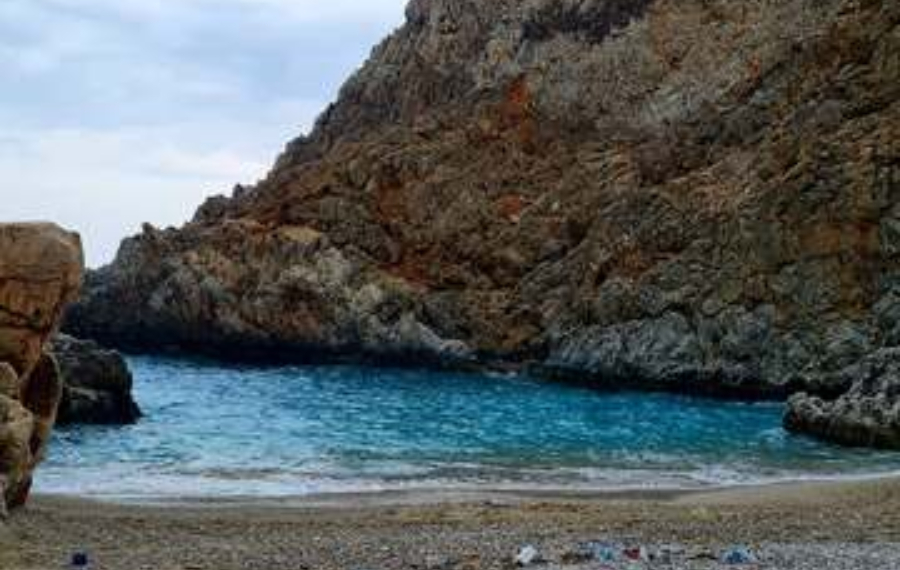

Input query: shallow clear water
[37,356,900,500]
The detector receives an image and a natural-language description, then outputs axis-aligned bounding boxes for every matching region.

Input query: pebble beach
[3,477,899,570]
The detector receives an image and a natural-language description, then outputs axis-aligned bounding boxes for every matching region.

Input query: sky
[0,0,408,267]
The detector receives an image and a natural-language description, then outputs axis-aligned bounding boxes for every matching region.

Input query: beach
[3,478,900,570]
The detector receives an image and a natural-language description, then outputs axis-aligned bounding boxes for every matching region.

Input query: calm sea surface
[36,356,900,500]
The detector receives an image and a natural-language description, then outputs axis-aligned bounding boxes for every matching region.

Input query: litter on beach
[514,544,541,567]
[721,546,758,565]
[69,551,90,569]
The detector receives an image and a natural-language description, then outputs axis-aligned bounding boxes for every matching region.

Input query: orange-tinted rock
[66,0,899,412]
[0,223,83,511]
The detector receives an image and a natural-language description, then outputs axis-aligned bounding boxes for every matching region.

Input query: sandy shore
[2,478,900,570]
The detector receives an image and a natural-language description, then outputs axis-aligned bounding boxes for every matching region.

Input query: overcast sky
[0,0,408,266]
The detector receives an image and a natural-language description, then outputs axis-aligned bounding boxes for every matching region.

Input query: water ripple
[37,356,900,499]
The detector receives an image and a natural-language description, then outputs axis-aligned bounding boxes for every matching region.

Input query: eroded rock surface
[786,349,900,449]
[52,334,141,426]
[66,0,900,402]
[0,223,83,512]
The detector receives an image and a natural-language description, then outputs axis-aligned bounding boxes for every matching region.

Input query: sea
[36,355,900,501]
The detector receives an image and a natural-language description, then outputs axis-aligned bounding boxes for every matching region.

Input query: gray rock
[785,349,900,449]
[52,335,141,426]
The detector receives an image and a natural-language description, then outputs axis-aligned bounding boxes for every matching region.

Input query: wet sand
[2,478,900,569]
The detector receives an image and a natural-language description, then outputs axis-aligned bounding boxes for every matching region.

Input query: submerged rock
[0,223,83,511]
[785,349,900,450]
[52,334,141,426]
[65,0,900,403]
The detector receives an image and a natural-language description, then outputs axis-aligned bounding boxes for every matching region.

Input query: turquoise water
[37,356,900,500]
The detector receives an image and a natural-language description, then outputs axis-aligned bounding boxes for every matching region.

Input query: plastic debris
[624,545,649,562]
[689,548,719,561]
[652,544,686,563]
[722,546,758,565]
[514,545,541,567]
[563,541,619,564]
[590,542,620,562]
[69,551,90,569]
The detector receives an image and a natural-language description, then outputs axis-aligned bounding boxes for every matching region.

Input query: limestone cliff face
[68,0,899,404]
[0,223,83,513]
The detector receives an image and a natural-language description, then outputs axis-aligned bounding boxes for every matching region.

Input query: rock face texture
[67,0,900,406]
[52,335,141,426]
[0,223,83,513]
[785,349,900,449]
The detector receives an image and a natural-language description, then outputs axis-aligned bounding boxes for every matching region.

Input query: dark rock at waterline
[65,0,900,411]
[785,349,900,450]
[52,335,141,426]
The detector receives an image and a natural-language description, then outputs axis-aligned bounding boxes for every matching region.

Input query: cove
[38,356,900,500]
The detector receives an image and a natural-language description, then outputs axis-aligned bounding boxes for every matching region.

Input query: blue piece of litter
[722,546,757,565]
[585,542,619,562]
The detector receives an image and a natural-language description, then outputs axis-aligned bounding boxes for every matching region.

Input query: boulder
[785,349,900,450]
[52,334,141,426]
[0,223,83,511]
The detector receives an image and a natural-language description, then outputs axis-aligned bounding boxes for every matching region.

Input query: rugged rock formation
[785,349,900,449]
[0,223,83,513]
[67,0,900,401]
[52,335,141,426]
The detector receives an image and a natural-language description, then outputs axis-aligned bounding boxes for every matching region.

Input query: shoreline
[31,466,900,508]
[4,476,900,569]
[30,468,900,508]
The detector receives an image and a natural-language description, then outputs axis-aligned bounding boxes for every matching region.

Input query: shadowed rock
[785,349,900,450]
[52,334,141,426]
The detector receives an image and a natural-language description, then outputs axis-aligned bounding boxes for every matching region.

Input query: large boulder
[785,349,900,449]
[0,223,83,513]
[52,334,141,426]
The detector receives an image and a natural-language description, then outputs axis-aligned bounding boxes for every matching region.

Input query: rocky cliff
[0,223,83,513]
[67,2,898,410]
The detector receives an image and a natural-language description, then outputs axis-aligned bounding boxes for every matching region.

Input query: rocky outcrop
[785,349,900,449]
[66,0,900,401]
[0,223,83,513]
[52,335,141,426]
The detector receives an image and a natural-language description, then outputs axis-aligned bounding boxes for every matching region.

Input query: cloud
[0,0,408,266]
[34,0,407,25]
[0,124,283,266]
